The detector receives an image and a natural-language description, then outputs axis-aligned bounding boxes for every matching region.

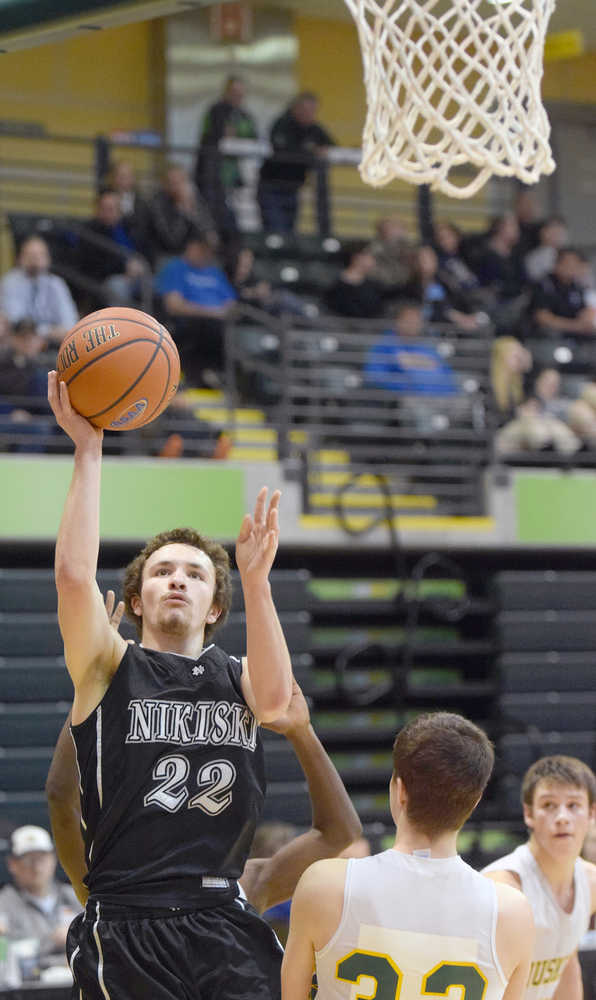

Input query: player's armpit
[46,711,88,906]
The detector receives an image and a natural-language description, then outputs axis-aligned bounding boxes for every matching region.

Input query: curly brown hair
[122,527,232,642]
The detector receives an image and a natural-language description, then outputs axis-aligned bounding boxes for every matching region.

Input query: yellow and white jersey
[484,843,591,999]
[315,849,507,1000]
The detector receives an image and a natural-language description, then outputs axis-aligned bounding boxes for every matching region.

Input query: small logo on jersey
[192,665,204,676]
[110,398,148,428]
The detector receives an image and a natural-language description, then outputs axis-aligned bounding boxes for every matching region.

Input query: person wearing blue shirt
[155,235,237,387]
[365,302,458,397]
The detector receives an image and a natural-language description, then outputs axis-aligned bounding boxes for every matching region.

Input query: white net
[344,0,556,197]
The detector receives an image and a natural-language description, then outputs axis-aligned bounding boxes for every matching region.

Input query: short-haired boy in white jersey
[282,712,534,1000]
[484,756,596,1000]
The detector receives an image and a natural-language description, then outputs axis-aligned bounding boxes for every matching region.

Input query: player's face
[138,543,219,639]
[524,780,594,859]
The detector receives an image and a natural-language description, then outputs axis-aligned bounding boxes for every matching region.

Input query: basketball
[56,307,180,431]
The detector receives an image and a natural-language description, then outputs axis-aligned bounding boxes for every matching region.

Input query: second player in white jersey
[484,843,591,999]
[283,712,535,1000]
[484,756,596,1000]
[316,849,507,1000]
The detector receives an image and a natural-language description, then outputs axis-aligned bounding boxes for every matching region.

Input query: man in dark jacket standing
[195,76,258,241]
[258,93,334,234]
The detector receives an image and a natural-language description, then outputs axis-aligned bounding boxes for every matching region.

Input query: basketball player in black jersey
[47,370,294,998]
[47,609,362,915]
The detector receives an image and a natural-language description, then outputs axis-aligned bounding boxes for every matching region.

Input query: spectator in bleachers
[0,319,46,400]
[324,244,387,319]
[472,213,526,313]
[0,236,78,345]
[524,216,568,285]
[367,215,411,289]
[491,347,581,457]
[257,92,335,233]
[400,245,484,330]
[228,246,315,317]
[194,75,258,240]
[0,320,50,452]
[512,187,543,257]
[77,189,150,308]
[490,335,532,424]
[148,164,217,264]
[0,825,80,979]
[531,248,596,336]
[364,302,459,421]
[106,160,153,261]
[568,382,596,450]
[433,221,491,314]
[155,234,237,386]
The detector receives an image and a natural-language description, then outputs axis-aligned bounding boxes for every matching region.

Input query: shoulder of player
[483,867,522,891]
[295,857,349,901]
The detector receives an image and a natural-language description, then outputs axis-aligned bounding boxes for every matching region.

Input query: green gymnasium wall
[0,457,245,541]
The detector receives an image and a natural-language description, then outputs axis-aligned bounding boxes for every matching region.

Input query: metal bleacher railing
[224,304,493,518]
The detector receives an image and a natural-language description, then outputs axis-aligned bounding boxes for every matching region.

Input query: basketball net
[344,0,556,197]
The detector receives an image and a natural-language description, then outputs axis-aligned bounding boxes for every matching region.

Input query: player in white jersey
[484,756,596,1000]
[282,711,534,1000]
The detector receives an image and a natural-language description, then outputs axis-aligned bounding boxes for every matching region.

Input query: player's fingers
[47,371,59,409]
[253,486,268,526]
[105,590,115,618]
[112,601,125,630]
[59,379,73,413]
[236,513,253,543]
[267,500,280,533]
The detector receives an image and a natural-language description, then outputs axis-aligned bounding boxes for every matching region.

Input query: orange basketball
[56,307,180,431]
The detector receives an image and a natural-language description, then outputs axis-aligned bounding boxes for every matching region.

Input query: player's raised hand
[235,486,281,581]
[262,678,310,736]
[48,370,102,450]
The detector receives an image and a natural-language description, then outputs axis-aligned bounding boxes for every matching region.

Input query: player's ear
[130,593,143,617]
[206,604,221,625]
[522,801,534,829]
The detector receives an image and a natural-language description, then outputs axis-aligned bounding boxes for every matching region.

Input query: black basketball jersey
[70,642,266,907]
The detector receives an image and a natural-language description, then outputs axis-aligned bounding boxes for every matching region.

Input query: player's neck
[392,824,458,859]
[141,624,206,659]
[528,837,577,897]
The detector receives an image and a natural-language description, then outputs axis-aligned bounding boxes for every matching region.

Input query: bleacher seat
[499,653,595,694]
[493,571,596,611]
[500,693,596,733]
[497,611,596,652]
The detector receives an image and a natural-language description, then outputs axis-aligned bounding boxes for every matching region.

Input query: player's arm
[282,859,347,1000]
[49,372,126,696]
[46,594,127,906]
[236,486,292,722]
[553,951,583,1000]
[243,680,362,913]
[46,709,88,906]
[494,881,535,1000]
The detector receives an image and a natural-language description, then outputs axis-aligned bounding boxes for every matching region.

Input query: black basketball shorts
[67,896,283,999]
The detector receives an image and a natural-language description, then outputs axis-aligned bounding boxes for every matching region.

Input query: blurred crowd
[0,75,596,461]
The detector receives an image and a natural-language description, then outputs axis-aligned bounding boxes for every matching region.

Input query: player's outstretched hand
[48,370,102,450]
[263,678,310,736]
[235,486,281,582]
